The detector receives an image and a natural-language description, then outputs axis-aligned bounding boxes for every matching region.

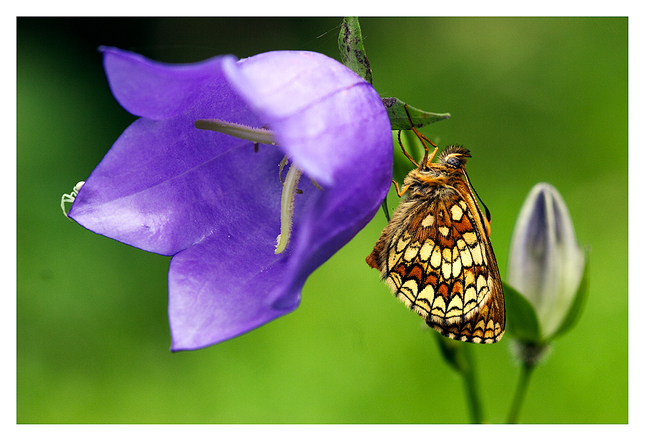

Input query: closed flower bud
[507,183,585,340]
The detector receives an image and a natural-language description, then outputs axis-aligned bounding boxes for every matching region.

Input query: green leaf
[379,197,390,222]
[550,249,590,340]
[503,281,542,343]
[382,97,450,130]
[338,17,372,84]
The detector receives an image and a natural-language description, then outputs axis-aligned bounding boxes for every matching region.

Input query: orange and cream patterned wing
[380,186,505,343]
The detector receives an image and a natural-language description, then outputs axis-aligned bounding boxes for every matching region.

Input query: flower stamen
[195,118,321,254]
[278,156,289,184]
[194,119,277,146]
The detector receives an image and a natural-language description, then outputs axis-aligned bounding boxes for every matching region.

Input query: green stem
[507,362,535,423]
[460,345,484,424]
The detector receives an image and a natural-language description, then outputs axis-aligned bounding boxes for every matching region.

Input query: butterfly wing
[370,183,505,343]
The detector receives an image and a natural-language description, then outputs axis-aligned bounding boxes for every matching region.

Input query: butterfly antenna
[463,169,492,225]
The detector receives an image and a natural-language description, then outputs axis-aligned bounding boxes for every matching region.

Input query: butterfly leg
[392,179,410,197]
[397,130,419,168]
[411,127,438,168]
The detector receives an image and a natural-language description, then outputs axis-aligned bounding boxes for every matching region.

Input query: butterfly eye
[447,156,462,167]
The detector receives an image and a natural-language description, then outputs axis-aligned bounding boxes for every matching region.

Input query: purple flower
[69,47,392,351]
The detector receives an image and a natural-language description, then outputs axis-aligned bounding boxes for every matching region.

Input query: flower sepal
[503,281,542,343]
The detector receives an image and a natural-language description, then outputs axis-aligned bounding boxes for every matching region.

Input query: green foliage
[382,97,450,130]
[338,17,372,84]
[338,17,449,132]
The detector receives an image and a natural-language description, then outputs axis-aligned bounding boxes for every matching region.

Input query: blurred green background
[17,17,627,423]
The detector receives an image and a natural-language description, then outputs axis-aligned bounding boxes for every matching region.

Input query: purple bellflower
[69,47,392,351]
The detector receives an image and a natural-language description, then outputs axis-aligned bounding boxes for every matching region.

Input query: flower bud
[507,183,585,340]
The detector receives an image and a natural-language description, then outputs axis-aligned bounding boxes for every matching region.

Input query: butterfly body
[367,145,505,343]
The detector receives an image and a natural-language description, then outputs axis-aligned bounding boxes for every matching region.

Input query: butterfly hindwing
[367,146,505,343]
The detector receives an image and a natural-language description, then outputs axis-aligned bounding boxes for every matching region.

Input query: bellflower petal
[69,47,392,350]
[102,49,239,120]
[507,183,585,339]
[223,51,379,185]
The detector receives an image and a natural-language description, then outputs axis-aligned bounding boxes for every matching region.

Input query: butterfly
[366,128,505,343]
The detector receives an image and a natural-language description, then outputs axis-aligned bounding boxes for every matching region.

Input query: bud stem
[507,362,536,423]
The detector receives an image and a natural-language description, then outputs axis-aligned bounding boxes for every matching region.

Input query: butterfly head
[437,145,471,169]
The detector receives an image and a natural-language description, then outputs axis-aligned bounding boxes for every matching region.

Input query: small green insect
[61,181,84,219]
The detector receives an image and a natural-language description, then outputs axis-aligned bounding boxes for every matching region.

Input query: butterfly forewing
[367,146,505,343]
